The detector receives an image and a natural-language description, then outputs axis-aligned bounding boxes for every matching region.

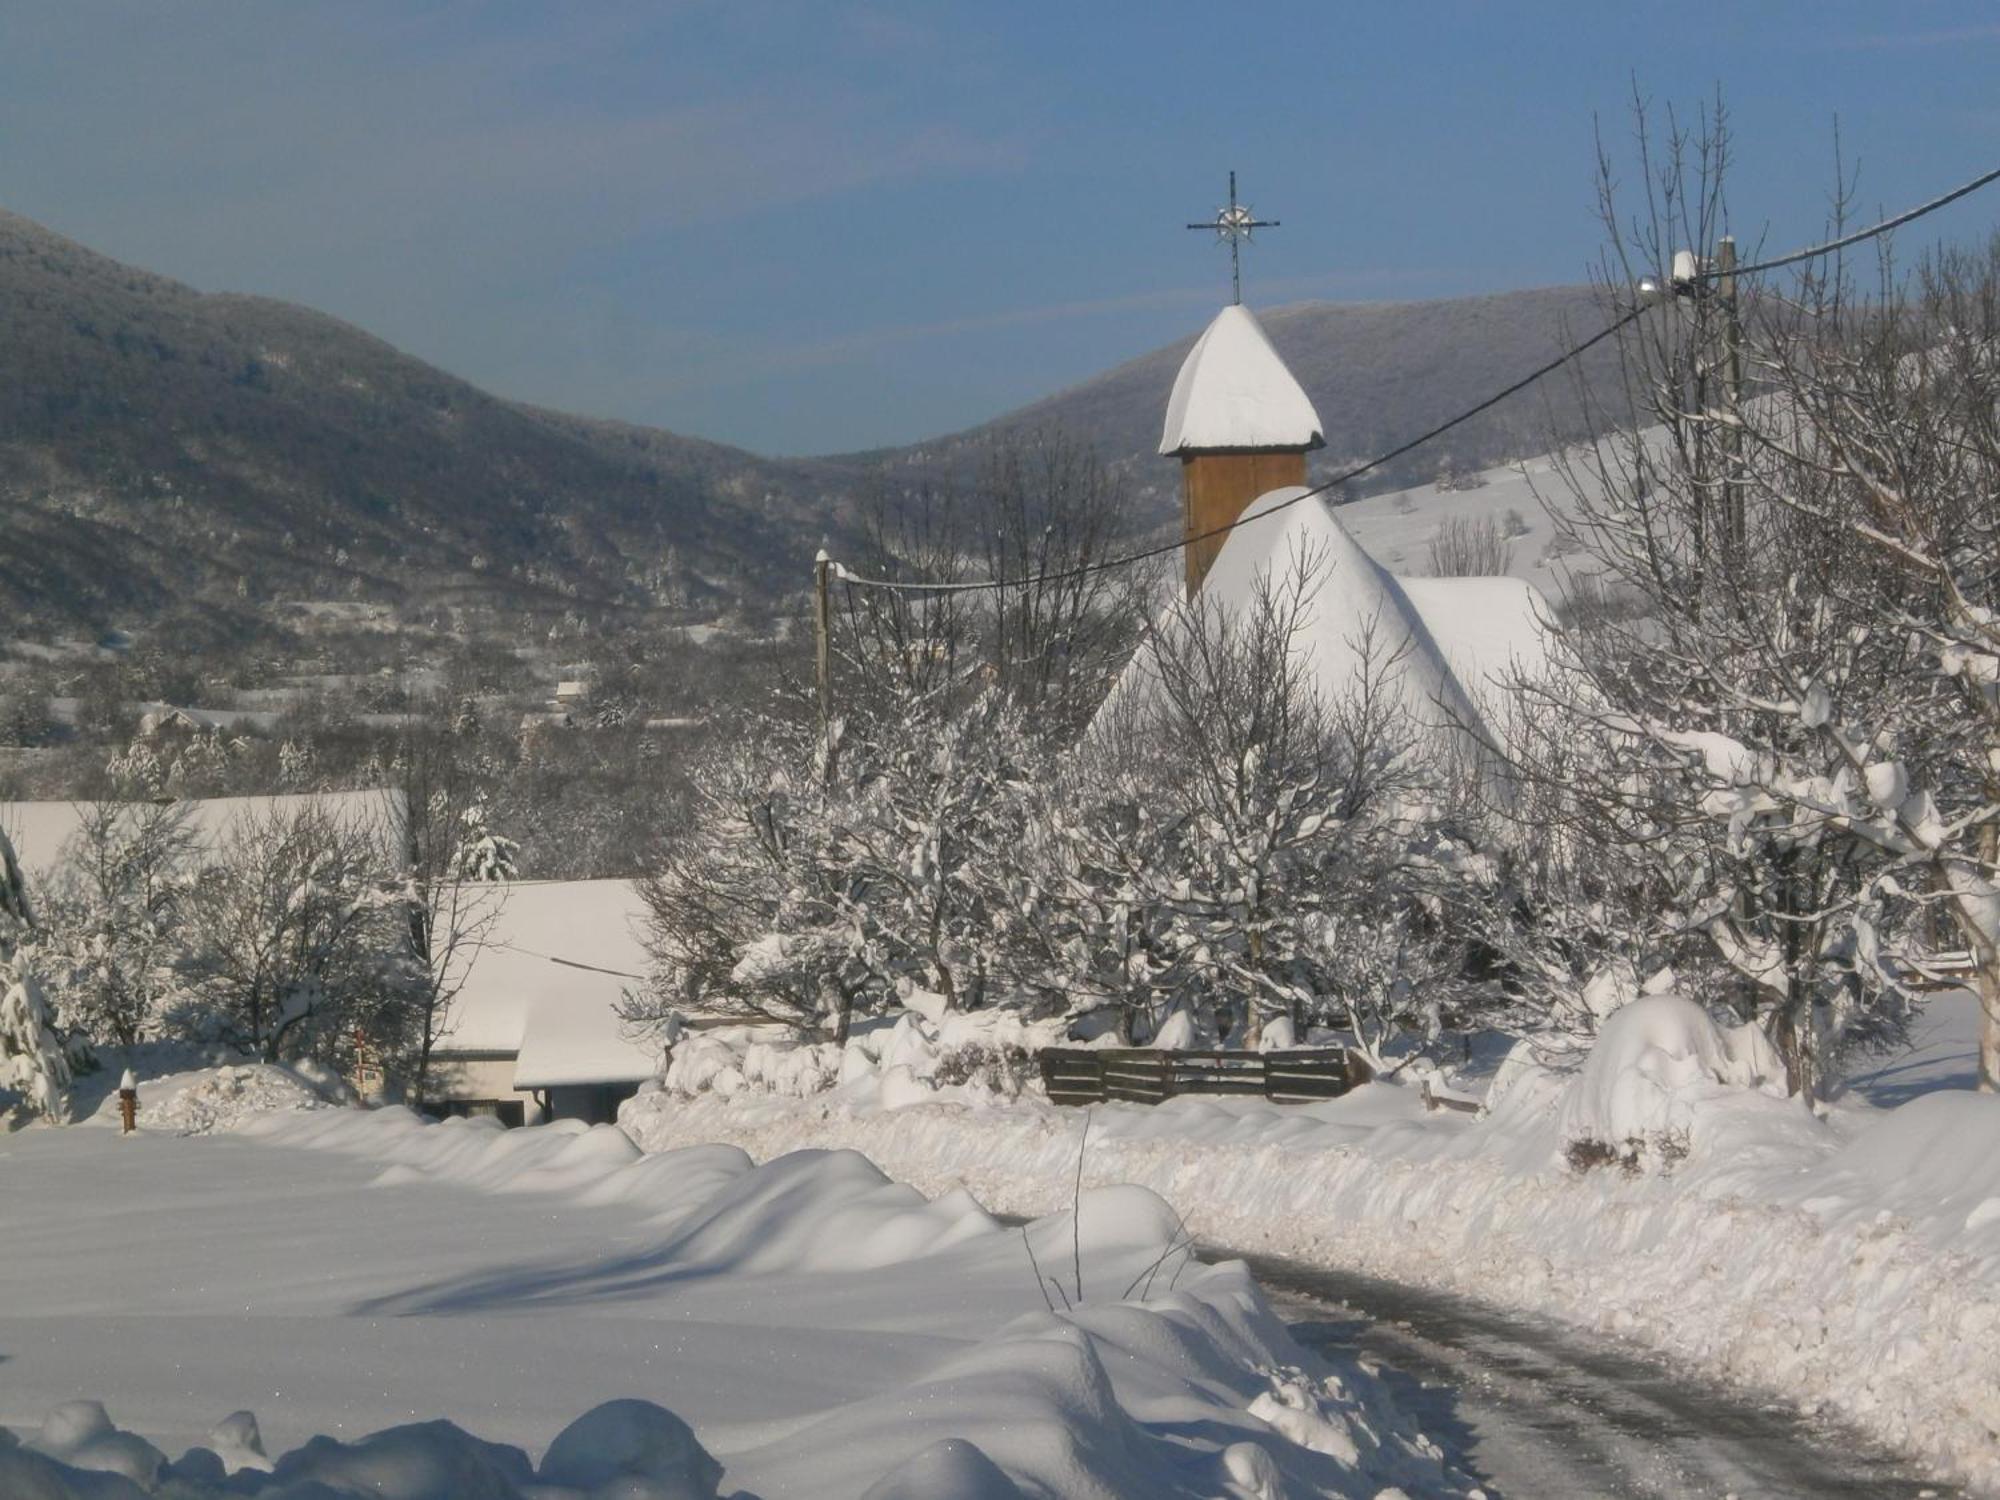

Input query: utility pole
[1659,236,1746,570]
[812,548,835,782]
[1717,235,1746,561]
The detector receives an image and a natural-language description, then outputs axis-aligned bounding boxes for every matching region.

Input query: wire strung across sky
[829,162,2000,598]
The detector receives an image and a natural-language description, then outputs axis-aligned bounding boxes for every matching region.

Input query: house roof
[1159,305,1324,456]
[436,878,663,1089]
[0,789,404,883]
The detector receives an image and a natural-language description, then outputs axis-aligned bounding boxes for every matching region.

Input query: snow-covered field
[623,993,2000,1492]
[0,1086,1481,1498]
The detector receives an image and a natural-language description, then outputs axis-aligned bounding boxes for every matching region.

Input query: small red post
[118,1068,138,1135]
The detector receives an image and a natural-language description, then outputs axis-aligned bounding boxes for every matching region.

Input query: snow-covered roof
[514,992,659,1089]
[438,878,662,1088]
[1105,487,1553,755]
[0,790,404,884]
[1159,305,1324,455]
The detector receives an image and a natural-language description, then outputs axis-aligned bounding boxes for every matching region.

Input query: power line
[831,161,2000,598]
[1705,164,2000,281]
[492,940,647,983]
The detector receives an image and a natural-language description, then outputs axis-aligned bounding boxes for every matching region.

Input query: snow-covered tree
[1033,548,1486,1061]
[633,719,877,1040]
[38,801,197,1050]
[452,795,520,884]
[632,686,1045,1042]
[1525,99,2000,1094]
[0,826,70,1121]
[176,798,414,1067]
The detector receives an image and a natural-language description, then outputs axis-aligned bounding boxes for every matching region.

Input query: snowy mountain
[0,206,1624,630]
[0,209,847,628]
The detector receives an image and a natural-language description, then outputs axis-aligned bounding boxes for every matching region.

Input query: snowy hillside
[1332,452,1590,604]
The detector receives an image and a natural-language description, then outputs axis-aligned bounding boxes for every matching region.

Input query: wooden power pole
[1717,235,1746,559]
[813,548,835,781]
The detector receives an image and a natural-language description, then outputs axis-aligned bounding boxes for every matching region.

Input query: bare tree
[975,431,1153,736]
[835,429,1154,737]
[1427,514,1515,577]
[395,723,513,1103]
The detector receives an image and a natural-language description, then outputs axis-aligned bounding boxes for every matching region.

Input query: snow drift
[3,1088,1483,1498]
[1,1395,735,1500]
[622,994,2000,1492]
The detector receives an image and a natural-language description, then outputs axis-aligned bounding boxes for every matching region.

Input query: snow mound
[1556,994,1790,1168]
[80,1061,342,1136]
[202,1411,270,1475]
[147,1064,334,1135]
[266,1419,537,1499]
[661,1009,1058,1106]
[858,1439,1025,1499]
[538,1398,725,1498]
[0,1398,731,1500]
[26,1399,165,1488]
[646,1147,1001,1274]
[248,1108,998,1275]
[751,1265,1479,1499]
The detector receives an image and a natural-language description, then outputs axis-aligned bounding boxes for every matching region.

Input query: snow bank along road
[623,998,2000,1494]
[0,1100,1486,1498]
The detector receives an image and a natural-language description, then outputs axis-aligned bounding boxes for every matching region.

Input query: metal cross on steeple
[1186,170,1277,305]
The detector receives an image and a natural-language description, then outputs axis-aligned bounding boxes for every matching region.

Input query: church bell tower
[1159,304,1324,595]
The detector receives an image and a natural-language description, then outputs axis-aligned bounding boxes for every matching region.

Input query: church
[1123,295,1554,755]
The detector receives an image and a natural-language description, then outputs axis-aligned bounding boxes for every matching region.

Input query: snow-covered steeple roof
[1159,305,1324,456]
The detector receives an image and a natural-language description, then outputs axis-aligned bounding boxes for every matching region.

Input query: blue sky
[2,3,1997,455]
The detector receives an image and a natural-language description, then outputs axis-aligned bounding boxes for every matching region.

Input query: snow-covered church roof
[1110,488,1553,755]
[1160,305,1325,455]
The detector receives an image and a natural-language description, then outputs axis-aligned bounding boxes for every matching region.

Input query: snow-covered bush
[660,1007,1056,1106]
[1555,993,1789,1172]
[631,687,1050,1044]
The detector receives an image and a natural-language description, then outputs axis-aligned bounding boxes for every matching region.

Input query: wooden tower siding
[1181,450,1307,595]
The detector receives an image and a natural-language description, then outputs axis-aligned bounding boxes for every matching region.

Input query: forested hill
[0,208,845,631]
[0,205,1625,633]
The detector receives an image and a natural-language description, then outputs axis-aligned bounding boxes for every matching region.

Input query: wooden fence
[1036,1046,1372,1108]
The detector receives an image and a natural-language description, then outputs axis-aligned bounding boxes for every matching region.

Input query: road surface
[1237,1249,1958,1499]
